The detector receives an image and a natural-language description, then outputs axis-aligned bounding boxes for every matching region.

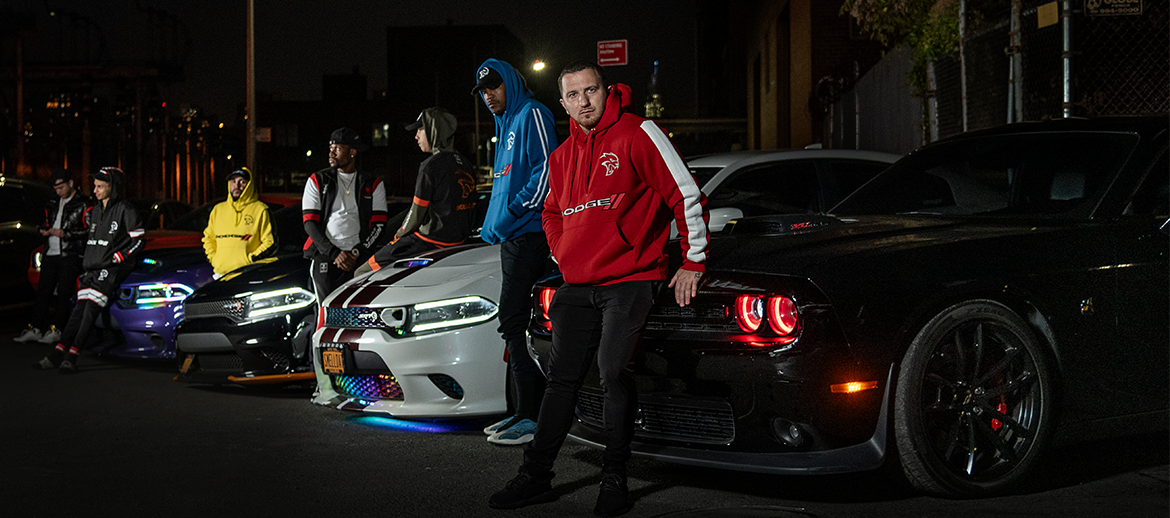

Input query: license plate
[320,344,345,375]
[180,355,194,374]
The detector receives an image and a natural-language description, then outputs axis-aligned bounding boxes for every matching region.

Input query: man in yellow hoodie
[202,168,274,278]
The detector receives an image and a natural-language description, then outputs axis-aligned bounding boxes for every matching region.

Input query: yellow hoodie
[202,174,274,275]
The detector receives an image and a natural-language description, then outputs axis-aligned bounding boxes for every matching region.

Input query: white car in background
[310,149,901,418]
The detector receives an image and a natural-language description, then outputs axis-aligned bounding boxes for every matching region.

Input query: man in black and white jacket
[301,127,389,303]
[33,166,144,373]
[15,169,92,344]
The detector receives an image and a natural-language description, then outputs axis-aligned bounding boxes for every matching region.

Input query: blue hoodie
[475,59,559,244]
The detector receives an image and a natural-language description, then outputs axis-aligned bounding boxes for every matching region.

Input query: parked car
[173,199,412,385]
[93,194,300,360]
[0,176,53,301]
[310,150,899,418]
[527,116,1169,497]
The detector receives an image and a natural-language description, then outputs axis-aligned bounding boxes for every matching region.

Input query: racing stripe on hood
[344,268,419,307]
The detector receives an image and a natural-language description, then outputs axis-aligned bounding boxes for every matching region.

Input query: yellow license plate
[180,355,194,374]
[322,349,345,375]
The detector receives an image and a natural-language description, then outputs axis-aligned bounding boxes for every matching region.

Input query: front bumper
[174,309,315,384]
[310,321,507,418]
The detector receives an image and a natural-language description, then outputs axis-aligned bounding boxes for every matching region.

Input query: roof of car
[941,115,1168,142]
[687,148,902,170]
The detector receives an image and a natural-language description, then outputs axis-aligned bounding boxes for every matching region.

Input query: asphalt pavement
[1,305,1166,518]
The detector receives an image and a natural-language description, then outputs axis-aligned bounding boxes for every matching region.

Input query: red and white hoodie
[543,83,708,286]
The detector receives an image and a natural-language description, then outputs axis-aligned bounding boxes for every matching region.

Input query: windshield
[689,166,723,190]
[832,132,1138,218]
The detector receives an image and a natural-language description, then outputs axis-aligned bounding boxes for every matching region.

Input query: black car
[0,176,53,299]
[527,116,1168,497]
[174,200,411,385]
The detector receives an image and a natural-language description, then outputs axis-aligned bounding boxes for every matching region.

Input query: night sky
[10,0,701,121]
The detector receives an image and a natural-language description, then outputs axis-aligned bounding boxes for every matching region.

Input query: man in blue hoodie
[472,59,559,446]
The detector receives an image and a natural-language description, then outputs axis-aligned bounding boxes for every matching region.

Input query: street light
[533,59,545,71]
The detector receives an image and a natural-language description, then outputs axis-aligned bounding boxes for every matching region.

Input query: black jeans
[309,257,355,307]
[523,280,659,475]
[31,254,83,330]
[49,265,131,362]
[498,232,554,421]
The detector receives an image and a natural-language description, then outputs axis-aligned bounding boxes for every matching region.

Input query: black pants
[498,232,554,421]
[522,280,659,476]
[31,254,83,330]
[48,266,130,363]
[309,257,355,307]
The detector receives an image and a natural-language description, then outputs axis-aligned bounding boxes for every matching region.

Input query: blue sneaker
[484,416,516,436]
[488,418,536,445]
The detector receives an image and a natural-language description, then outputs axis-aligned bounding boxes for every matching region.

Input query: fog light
[771,417,805,447]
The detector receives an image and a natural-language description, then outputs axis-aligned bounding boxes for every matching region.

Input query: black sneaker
[488,469,555,510]
[594,472,631,517]
[58,360,79,374]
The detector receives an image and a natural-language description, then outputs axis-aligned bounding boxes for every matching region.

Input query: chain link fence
[828,0,1168,149]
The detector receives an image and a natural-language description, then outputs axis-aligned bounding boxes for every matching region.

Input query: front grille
[428,374,464,399]
[184,298,248,321]
[197,352,244,372]
[645,303,739,332]
[332,374,404,400]
[576,388,735,445]
[326,307,391,328]
[261,348,290,370]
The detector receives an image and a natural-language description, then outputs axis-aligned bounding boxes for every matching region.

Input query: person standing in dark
[488,62,708,516]
[15,169,92,344]
[203,168,275,279]
[364,107,477,272]
[472,59,559,446]
[302,127,388,303]
[32,167,144,373]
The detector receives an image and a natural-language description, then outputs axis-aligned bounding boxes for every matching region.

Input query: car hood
[709,214,1047,275]
[185,254,310,301]
[322,244,501,308]
[367,243,499,288]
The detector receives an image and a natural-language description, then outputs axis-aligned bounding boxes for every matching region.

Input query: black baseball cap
[470,66,504,95]
[405,111,424,132]
[226,168,251,182]
[330,127,369,152]
[49,169,72,186]
[90,166,122,183]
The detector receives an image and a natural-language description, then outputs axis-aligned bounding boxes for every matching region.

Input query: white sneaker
[38,327,62,344]
[488,418,537,445]
[14,326,42,343]
[484,416,516,436]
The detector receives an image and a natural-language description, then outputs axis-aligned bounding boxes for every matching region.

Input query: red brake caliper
[991,402,1007,431]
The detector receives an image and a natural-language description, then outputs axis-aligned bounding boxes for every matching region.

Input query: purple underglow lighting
[351,415,475,434]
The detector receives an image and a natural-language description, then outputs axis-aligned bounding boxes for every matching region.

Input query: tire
[894,300,1054,497]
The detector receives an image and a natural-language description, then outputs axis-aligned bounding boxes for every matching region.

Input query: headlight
[410,296,498,333]
[247,287,316,319]
[134,283,194,304]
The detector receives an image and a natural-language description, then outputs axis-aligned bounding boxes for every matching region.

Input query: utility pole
[246,0,257,182]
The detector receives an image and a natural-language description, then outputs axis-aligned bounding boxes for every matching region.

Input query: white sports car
[310,149,900,418]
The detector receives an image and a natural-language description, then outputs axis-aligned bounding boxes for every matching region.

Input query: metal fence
[828,0,1168,149]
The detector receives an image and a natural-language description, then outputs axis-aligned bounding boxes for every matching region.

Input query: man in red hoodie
[489,61,708,517]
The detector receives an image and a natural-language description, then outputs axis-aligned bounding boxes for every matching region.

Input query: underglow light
[830,381,879,394]
[352,415,473,434]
